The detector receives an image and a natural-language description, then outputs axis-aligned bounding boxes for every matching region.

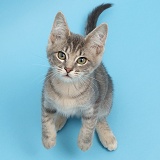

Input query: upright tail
[85,3,113,35]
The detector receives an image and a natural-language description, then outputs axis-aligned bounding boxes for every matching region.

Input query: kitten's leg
[96,117,117,151]
[78,108,98,151]
[55,114,67,132]
[42,107,57,149]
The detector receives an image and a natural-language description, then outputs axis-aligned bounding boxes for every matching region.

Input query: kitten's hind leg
[42,107,57,149]
[96,118,117,151]
[55,114,67,132]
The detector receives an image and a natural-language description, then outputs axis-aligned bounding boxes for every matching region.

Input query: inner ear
[85,23,108,55]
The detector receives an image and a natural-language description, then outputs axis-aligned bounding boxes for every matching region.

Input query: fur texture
[41,3,117,151]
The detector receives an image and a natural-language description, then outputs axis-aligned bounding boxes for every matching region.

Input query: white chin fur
[62,76,73,83]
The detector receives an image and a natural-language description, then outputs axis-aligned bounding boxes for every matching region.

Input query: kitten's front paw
[78,134,92,151]
[42,135,56,149]
[100,133,117,151]
[106,135,117,151]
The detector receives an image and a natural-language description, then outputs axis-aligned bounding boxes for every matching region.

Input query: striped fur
[42,4,117,151]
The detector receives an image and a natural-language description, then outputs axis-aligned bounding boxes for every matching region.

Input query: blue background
[0,0,160,159]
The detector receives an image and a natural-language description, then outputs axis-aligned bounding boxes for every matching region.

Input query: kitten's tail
[85,3,113,35]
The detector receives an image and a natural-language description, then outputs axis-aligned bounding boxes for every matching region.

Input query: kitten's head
[47,12,108,83]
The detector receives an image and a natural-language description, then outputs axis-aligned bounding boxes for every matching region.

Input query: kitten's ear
[85,23,108,55]
[48,12,70,51]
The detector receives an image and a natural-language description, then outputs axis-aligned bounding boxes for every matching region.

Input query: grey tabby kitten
[42,4,117,151]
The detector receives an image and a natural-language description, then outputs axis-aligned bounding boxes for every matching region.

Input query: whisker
[45,72,60,94]
[45,72,59,83]
[31,54,47,61]
[36,72,53,85]
[33,70,59,87]
[83,74,105,84]
[32,64,50,68]
[31,72,47,85]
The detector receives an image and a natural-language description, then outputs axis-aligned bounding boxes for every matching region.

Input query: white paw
[100,134,117,151]
[106,136,117,151]
[42,136,56,149]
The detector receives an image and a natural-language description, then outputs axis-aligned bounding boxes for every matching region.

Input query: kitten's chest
[45,81,94,115]
[46,93,91,116]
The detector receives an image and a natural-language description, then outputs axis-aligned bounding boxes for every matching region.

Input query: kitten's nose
[64,67,72,73]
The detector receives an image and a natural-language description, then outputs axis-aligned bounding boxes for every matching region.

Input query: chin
[61,75,74,83]
[62,75,81,83]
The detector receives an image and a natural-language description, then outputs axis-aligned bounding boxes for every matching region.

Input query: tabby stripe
[49,79,62,98]
[71,82,90,98]
[44,107,57,114]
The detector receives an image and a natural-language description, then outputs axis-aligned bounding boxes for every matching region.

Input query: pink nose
[64,67,72,73]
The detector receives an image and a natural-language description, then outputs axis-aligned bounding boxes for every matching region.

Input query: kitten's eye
[57,51,66,60]
[77,57,87,65]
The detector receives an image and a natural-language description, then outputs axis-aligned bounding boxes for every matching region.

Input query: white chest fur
[44,79,95,117]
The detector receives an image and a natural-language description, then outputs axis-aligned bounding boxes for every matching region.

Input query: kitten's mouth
[64,74,72,78]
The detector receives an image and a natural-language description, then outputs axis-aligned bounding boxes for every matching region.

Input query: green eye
[77,57,87,65]
[57,51,66,60]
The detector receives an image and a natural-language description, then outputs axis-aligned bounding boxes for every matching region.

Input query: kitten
[42,3,117,151]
